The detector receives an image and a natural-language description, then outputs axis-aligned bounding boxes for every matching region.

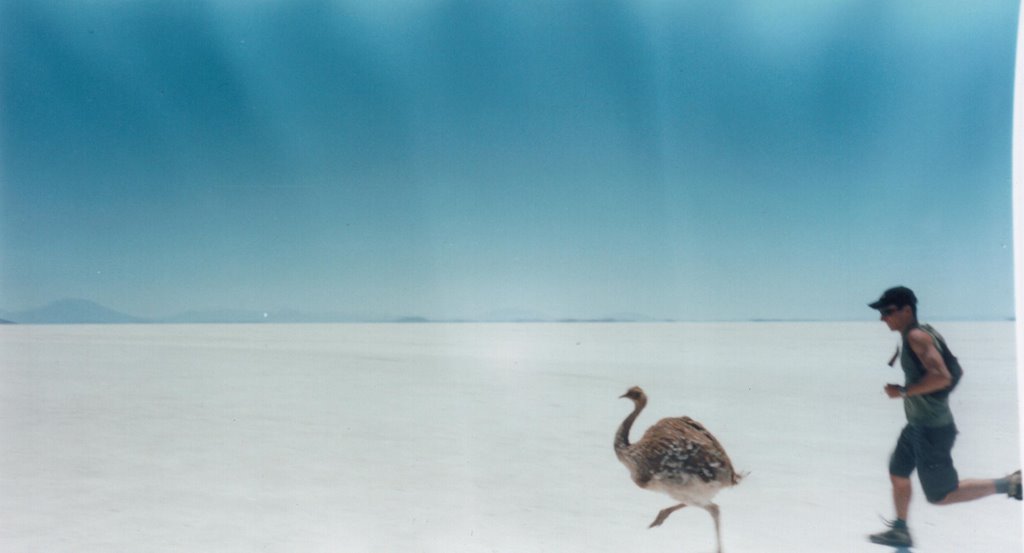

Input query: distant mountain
[0,302,364,324]
[394,316,430,323]
[159,309,273,324]
[478,309,552,322]
[2,298,148,324]
[0,299,664,324]
[602,312,668,322]
[159,309,389,323]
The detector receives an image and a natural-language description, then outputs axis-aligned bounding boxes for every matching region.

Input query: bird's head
[619,385,646,405]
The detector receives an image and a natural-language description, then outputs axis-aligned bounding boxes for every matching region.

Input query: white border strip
[1013,1,1024,488]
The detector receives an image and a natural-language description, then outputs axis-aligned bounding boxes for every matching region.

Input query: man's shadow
[891,548,912,553]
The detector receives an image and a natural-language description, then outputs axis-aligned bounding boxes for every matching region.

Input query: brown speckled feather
[633,416,738,485]
[615,387,742,491]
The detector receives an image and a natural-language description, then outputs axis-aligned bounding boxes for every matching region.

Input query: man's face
[878,304,911,331]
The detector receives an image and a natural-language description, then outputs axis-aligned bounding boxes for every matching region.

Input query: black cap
[868,286,917,310]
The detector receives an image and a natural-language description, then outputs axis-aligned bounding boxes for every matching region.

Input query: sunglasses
[879,306,901,317]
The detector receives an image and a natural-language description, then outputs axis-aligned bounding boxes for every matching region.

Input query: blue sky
[0,0,1018,321]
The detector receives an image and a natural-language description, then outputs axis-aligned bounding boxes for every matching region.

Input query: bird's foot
[648,504,687,528]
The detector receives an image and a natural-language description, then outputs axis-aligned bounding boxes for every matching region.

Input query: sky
[0,0,1019,322]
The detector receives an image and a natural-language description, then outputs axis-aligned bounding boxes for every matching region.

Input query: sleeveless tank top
[899,323,956,427]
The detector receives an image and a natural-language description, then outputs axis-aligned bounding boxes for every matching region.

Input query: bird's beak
[619,393,628,399]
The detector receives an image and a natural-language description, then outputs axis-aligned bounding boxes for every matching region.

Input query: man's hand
[884,383,905,399]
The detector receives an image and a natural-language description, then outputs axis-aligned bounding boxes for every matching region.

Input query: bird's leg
[649,503,687,528]
[704,503,722,553]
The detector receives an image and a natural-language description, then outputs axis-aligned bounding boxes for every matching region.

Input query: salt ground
[0,322,1019,552]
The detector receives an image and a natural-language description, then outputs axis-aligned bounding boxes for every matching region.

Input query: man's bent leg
[917,424,960,504]
[935,478,1002,505]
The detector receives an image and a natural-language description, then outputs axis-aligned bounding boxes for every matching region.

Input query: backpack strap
[917,324,945,353]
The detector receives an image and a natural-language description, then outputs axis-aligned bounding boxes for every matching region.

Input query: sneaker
[869,520,913,548]
[1008,470,1022,500]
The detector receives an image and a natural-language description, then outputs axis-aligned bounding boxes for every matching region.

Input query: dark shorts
[889,423,959,503]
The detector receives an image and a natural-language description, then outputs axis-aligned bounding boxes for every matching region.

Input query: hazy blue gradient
[1,1,1018,321]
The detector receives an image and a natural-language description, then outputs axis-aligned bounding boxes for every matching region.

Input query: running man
[866,286,1021,548]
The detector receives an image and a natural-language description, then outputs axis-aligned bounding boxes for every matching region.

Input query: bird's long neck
[614,399,645,460]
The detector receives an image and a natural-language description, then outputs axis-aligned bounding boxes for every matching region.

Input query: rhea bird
[614,386,742,553]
